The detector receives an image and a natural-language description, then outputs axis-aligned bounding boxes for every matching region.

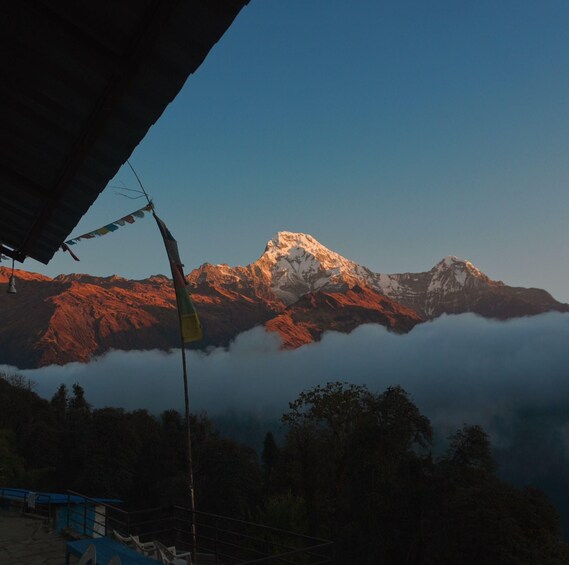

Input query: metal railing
[171,506,334,565]
[0,487,53,521]
[65,491,335,565]
[66,490,130,538]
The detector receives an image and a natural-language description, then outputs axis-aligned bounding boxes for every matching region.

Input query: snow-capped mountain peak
[255,232,494,309]
[432,256,488,286]
[191,231,544,320]
[264,231,349,268]
[259,232,361,304]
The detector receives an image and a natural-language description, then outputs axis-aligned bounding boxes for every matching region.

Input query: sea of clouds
[2,312,567,434]
[3,312,569,522]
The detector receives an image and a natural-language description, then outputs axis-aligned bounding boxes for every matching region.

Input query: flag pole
[180,331,198,561]
[127,161,198,560]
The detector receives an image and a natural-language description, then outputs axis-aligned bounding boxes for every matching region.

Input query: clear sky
[26,0,569,302]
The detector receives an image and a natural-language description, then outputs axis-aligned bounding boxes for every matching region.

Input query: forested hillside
[1,373,567,564]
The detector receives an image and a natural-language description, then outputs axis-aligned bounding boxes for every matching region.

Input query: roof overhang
[0,0,249,264]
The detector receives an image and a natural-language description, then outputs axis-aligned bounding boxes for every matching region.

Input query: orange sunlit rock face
[1,237,568,370]
[0,269,179,367]
[265,285,423,348]
[0,266,286,368]
[1,266,420,367]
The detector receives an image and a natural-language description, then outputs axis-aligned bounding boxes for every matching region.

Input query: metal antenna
[127,161,153,207]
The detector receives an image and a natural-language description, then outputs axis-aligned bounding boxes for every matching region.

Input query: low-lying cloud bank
[4,312,569,527]
[3,312,568,432]
[0,313,569,516]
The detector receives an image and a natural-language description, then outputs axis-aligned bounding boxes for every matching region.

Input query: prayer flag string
[60,203,154,261]
[63,203,153,246]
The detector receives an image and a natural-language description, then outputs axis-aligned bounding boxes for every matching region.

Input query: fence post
[214,516,219,565]
[83,498,87,536]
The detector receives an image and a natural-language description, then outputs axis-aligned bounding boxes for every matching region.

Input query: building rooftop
[0,1,249,265]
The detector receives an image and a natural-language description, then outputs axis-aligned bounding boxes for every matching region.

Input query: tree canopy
[0,373,567,564]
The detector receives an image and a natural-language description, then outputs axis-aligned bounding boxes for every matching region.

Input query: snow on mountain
[221,232,562,320]
[245,232,495,316]
[251,231,375,304]
[1,234,567,368]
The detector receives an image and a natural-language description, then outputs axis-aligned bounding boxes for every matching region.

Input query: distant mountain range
[1,231,567,368]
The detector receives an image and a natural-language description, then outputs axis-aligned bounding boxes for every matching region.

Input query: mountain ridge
[0,232,567,368]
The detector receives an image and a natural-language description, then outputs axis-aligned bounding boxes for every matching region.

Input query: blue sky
[28,1,569,302]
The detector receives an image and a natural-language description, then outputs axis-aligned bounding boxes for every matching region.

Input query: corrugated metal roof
[0,0,249,264]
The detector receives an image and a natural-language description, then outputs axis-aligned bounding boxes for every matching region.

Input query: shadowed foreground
[0,510,69,564]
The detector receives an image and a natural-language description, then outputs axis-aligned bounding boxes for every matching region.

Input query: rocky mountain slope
[195,232,566,320]
[1,232,567,368]
[265,285,423,348]
[0,271,180,368]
